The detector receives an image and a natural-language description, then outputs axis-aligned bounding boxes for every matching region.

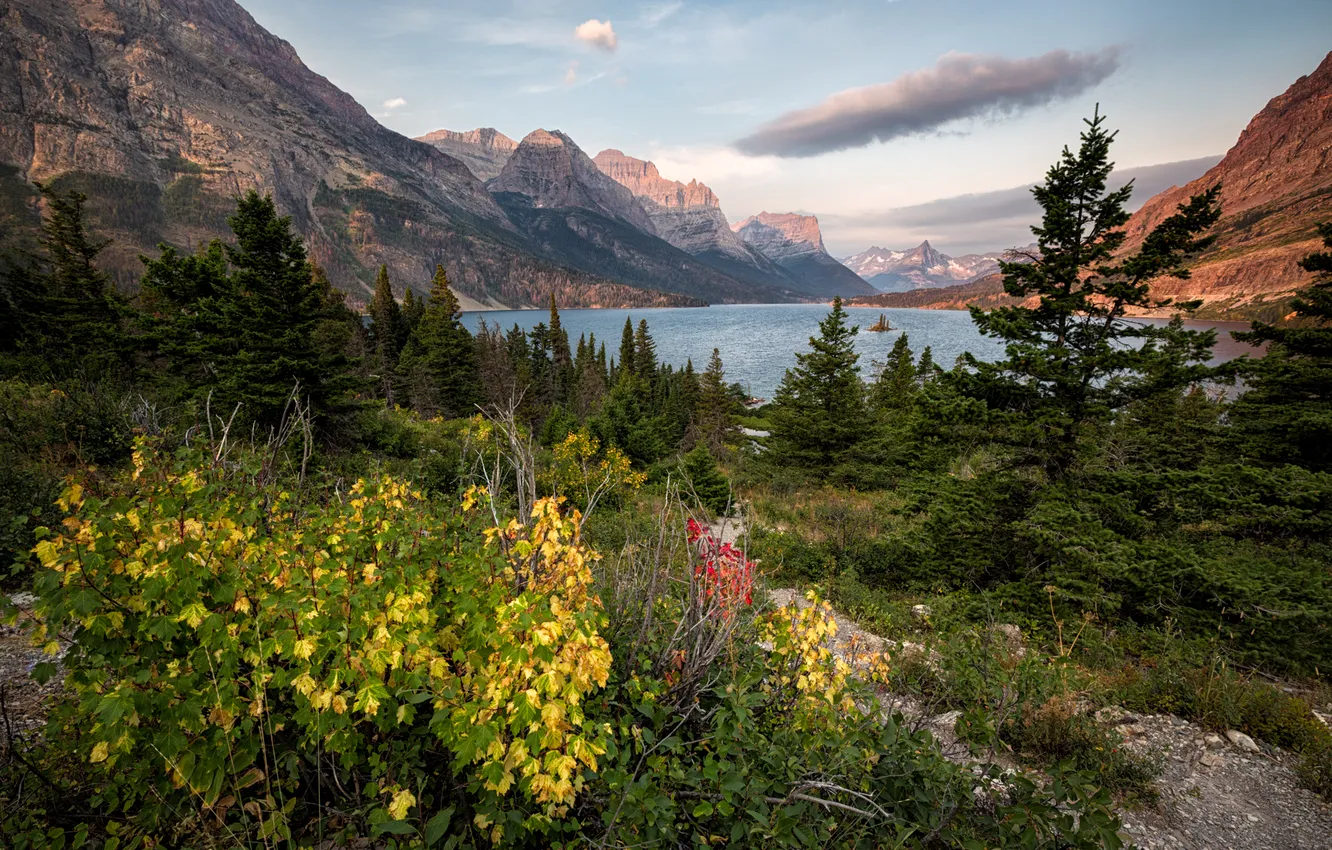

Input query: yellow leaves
[89,741,108,763]
[176,602,208,629]
[57,481,84,512]
[362,563,378,584]
[292,638,315,660]
[34,539,59,568]
[387,787,416,820]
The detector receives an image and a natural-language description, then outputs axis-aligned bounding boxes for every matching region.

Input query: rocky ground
[765,586,1332,850]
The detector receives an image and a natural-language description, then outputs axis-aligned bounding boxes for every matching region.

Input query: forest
[1,114,1330,848]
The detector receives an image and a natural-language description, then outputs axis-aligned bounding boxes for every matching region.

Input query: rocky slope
[0,0,694,310]
[591,149,810,294]
[1120,50,1332,318]
[415,127,517,182]
[842,241,1030,292]
[488,132,797,303]
[734,212,876,298]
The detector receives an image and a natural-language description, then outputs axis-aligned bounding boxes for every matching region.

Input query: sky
[239,0,1332,256]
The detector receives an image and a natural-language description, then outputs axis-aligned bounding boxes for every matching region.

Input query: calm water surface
[462,304,1261,399]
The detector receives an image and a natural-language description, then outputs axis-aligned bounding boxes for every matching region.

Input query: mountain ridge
[734,212,876,298]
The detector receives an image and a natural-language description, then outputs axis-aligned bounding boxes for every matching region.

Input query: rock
[416,128,518,181]
[911,604,933,620]
[1095,705,1131,725]
[1199,750,1225,768]
[1225,730,1261,753]
[734,213,876,298]
[1118,51,1332,314]
[1204,734,1225,748]
[991,623,1026,657]
[931,710,962,728]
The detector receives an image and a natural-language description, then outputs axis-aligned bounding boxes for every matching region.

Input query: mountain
[591,149,811,294]
[842,241,1035,292]
[733,213,877,298]
[1120,50,1332,319]
[415,128,517,182]
[0,0,694,310]
[848,275,1014,311]
[487,131,797,304]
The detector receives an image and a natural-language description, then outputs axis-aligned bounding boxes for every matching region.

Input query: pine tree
[967,109,1222,479]
[1229,223,1332,470]
[397,264,480,419]
[633,319,657,384]
[872,333,916,410]
[682,443,731,516]
[694,348,736,456]
[916,346,940,386]
[617,316,635,381]
[367,265,406,405]
[401,287,425,340]
[214,191,343,425]
[769,297,869,474]
[548,294,574,405]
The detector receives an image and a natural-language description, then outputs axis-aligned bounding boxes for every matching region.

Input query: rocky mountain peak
[415,127,518,181]
[592,149,720,210]
[733,212,827,257]
[488,130,656,235]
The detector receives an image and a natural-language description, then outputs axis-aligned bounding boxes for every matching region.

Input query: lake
[462,304,1261,400]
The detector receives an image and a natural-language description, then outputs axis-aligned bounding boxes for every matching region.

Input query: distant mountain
[591,149,814,295]
[488,131,797,304]
[0,0,691,310]
[1121,50,1332,320]
[415,128,517,181]
[734,213,877,298]
[842,241,1036,292]
[847,275,1015,311]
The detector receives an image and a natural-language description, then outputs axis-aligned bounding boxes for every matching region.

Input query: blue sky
[239,0,1332,255]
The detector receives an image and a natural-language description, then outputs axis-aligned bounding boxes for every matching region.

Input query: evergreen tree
[967,109,1222,479]
[682,443,731,516]
[872,333,917,410]
[769,297,869,474]
[367,265,407,405]
[214,191,345,425]
[474,319,517,408]
[397,265,480,419]
[633,319,657,383]
[401,287,425,340]
[548,294,574,405]
[1229,223,1332,470]
[618,316,635,380]
[694,348,736,456]
[916,346,940,386]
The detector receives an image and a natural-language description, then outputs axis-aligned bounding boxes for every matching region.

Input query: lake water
[462,304,1261,400]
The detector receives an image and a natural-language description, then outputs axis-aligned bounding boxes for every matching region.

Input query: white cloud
[564,60,580,86]
[641,3,683,26]
[382,96,408,110]
[574,19,618,51]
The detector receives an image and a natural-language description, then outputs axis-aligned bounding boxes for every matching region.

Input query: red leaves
[689,520,755,619]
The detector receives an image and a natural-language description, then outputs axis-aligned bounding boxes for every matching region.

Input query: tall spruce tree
[397,265,481,419]
[769,297,869,474]
[967,109,1222,479]
[617,316,635,380]
[401,287,425,340]
[548,294,574,405]
[215,191,342,425]
[694,348,736,456]
[367,265,406,405]
[1229,223,1332,470]
[872,333,917,410]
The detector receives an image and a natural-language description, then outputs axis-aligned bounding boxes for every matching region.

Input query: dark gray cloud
[735,49,1122,158]
[821,156,1223,257]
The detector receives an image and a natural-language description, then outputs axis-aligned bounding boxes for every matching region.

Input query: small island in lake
[866,313,894,332]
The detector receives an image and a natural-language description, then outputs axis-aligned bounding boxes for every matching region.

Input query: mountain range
[0,0,860,310]
[840,241,1036,292]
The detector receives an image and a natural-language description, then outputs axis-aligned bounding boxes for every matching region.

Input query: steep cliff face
[734,212,876,298]
[488,131,657,234]
[486,132,796,304]
[415,127,517,182]
[1121,51,1332,317]
[0,0,691,309]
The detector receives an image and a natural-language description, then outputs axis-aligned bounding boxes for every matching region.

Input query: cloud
[564,60,580,86]
[735,48,1122,158]
[641,2,683,26]
[574,19,618,51]
[382,96,408,110]
[820,156,1221,257]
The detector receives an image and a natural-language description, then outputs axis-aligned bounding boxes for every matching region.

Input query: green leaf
[373,819,417,836]
[691,801,713,818]
[424,806,455,845]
